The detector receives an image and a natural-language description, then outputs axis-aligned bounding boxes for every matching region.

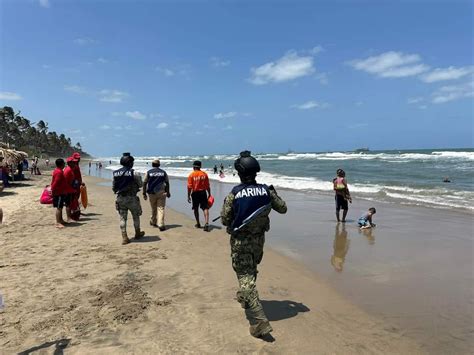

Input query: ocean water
[98,149,474,211]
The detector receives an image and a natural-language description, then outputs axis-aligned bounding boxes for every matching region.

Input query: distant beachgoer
[112,153,145,245]
[45,159,50,167]
[51,158,69,228]
[143,159,170,231]
[331,223,350,272]
[443,177,451,183]
[109,160,112,165]
[220,150,287,338]
[0,157,9,187]
[358,207,376,229]
[333,169,352,223]
[187,160,211,231]
[99,162,103,169]
[220,163,224,171]
[0,206,3,224]
[219,169,225,178]
[213,165,218,174]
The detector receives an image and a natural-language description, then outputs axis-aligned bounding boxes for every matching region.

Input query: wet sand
[0,174,423,354]
[163,176,474,354]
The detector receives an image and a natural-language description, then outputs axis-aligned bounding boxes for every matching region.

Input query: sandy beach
[0,174,425,354]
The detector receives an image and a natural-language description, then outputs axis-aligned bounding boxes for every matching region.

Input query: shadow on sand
[133,235,161,243]
[0,191,17,196]
[80,212,102,217]
[18,338,71,355]
[261,300,310,321]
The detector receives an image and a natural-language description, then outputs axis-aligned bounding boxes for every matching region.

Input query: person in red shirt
[50,158,69,228]
[71,152,83,186]
[64,158,79,222]
[187,160,211,231]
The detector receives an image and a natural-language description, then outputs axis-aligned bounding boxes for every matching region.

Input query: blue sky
[1,0,473,156]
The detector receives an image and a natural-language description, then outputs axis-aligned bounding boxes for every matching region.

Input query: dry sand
[0,175,424,354]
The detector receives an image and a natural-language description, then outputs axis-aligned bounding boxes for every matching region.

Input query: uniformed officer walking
[112,153,145,245]
[143,159,170,231]
[220,151,287,338]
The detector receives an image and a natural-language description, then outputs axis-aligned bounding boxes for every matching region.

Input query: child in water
[358,207,376,229]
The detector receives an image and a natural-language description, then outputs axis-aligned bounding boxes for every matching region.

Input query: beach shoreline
[0,174,427,354]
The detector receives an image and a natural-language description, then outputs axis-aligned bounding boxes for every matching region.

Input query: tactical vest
[146,167,167,194]
[231,183,271,232]
[113,167,134,194]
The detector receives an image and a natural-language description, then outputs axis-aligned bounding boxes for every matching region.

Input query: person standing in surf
[333,169,352,223]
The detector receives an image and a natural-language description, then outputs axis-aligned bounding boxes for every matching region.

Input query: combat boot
[122,232,130,245]
[249,320,273,338]
[134,230,145,240]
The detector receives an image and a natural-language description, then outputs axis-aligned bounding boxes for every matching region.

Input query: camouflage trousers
[115,195,142,235]
[230,232,268,324]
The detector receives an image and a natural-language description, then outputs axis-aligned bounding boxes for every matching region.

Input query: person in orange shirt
[187,160,211,231]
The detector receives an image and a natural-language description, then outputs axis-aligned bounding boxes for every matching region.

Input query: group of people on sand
[332,168,376,229]
[50,153,84,228]
[110,151,287,338]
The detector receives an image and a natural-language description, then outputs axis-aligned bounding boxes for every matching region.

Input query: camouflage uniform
[221,188,287,331]
[114,173,143,235]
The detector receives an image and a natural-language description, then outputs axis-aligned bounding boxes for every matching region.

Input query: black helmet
[120,154,134,168]
[234,150,260,176]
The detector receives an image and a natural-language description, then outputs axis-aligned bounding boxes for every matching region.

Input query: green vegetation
[0,106,89,158]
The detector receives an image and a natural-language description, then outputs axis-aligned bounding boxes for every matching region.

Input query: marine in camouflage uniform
[221,151,287,338]
[113,153,145,245]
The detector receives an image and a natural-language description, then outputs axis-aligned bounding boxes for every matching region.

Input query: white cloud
[421,66,474,83]
[155,67,175,76]
[432,82,474,104]
[157,122,169,129]
[97,57,109,64]
[211,57,231,67]
[349,51,429,78]
[74,37,97,45]
[214,111,237,119]
[309,45,324,55]
[42,64,51,69]
[407,97,424,104]
[100,125,111,130]
[314,72,328,85]
[39,0,50,8]
[419,105,428,109]
[355,101,364,106]
[249,51,315,85]
[223,125,233,130]
[0,91,22,100]
[125,111,146,120]
[64,85,88,94]
[291,100,329,110]
[99,90,129,103]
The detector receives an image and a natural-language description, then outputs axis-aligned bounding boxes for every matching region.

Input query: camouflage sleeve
[270,189,287,214]
[220,193,235,226]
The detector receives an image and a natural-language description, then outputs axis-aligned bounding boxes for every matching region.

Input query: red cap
[66,157,74,162]
[72,152,81,159]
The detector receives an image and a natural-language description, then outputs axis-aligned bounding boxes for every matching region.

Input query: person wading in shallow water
[221,151,287,338]
[112,153,145,245]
